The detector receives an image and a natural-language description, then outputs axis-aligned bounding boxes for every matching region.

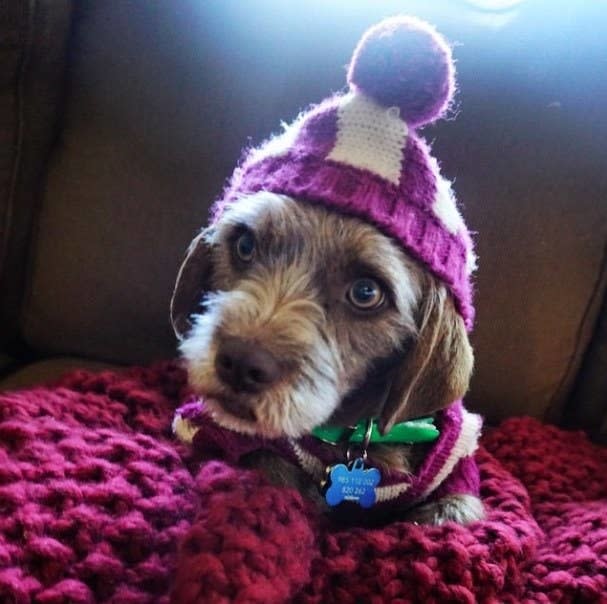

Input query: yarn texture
[0,362,605,603]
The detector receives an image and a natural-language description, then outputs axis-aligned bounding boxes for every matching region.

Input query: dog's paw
[404,494,484,526]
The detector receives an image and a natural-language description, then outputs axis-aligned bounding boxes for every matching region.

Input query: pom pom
[347,16,455,127]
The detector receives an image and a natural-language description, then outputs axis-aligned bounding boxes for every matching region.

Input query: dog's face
[172,192,473,438]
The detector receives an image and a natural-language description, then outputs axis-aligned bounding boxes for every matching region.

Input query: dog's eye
[235,230,256,262]
[347,278,385,310]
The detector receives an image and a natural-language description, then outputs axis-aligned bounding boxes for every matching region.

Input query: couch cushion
[0,353,14,376]
[0,357,121,392]
[564,283,607,443]
[20,1,607,423]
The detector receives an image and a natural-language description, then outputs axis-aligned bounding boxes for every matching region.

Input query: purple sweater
[173,400,482,510]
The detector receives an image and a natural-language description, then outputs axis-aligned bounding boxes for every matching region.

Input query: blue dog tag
[323,458,381,509]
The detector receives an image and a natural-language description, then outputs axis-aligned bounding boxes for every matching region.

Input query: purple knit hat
[214,16,476,329]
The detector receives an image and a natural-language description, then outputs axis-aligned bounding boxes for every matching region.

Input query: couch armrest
[0,0,72,350]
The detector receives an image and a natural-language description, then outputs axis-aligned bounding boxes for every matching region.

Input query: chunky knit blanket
[0,362,605,603]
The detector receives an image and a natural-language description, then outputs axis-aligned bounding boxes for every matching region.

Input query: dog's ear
[378,277,474,434]
[170,228,215,340]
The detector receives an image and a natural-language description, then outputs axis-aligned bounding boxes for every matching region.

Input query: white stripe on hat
[328,93,408,185]
[431,169,466,235]
[466,248,478,275]
[431,170,478,275]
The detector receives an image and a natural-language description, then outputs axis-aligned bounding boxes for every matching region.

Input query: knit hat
[213,16,476,329]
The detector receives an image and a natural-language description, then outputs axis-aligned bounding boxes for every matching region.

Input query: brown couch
[1,0,606,442]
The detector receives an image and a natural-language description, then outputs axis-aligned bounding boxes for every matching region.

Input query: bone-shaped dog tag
[323,458,381,509]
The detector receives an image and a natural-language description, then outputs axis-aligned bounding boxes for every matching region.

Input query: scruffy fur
[172,192,482,525]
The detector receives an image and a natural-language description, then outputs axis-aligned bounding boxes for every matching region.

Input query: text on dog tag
[323,458,381,509]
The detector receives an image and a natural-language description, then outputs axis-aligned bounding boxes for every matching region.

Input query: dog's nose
[215,338,282,393]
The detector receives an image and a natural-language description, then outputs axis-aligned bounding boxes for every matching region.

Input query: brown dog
[171,16,483,524]
[171,192,483,525]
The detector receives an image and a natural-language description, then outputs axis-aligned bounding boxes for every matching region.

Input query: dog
[171,16,483,525]
[171,192,483,525]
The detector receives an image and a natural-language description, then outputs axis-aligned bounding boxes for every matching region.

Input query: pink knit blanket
[0,362,605,603]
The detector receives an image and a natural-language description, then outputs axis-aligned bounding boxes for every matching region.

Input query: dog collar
[311,416,439,445]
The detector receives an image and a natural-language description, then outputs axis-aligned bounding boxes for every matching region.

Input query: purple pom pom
[347,16,455,127]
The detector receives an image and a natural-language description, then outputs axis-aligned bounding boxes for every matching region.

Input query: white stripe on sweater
[292,410,481,505]
[422,410,482,498]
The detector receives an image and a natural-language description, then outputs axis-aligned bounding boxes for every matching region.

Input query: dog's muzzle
[215,336,282,396]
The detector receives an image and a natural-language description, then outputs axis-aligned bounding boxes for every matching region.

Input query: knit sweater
[173,399,482,511]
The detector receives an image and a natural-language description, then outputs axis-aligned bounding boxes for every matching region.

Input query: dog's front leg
[402,494,484,525]
[241,449,328,509]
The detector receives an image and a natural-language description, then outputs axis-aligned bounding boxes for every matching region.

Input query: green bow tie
[311,416,439,445]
